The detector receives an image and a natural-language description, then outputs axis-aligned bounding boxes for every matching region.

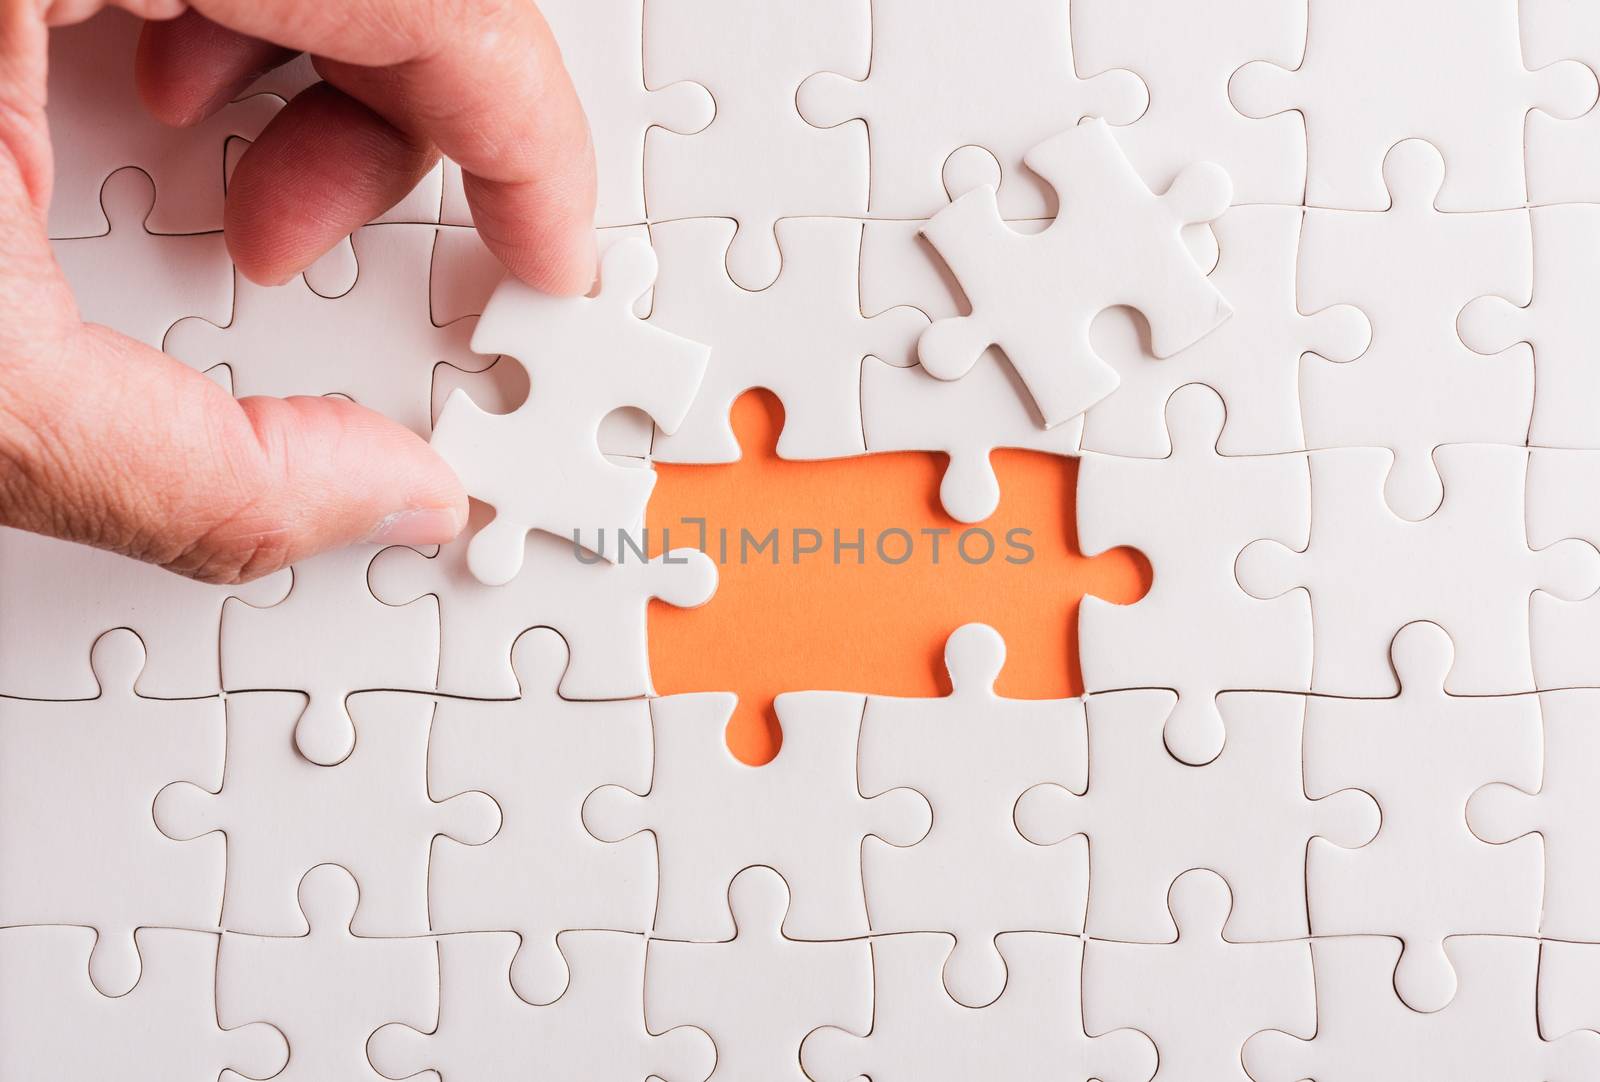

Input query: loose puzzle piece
[429,240,658,460]
[1083,870,1315,1082]
[369,931,714,1082]
[222,543,439,766]
[643,0,869,288]
[1303,622,1541,1013]
[154,691,500,936]
[858,624,1090,1007]
[0,926,287,1082]
[165,223,483,437]
[1229,0,1598,211]
[216,865,437,1082]
[1236,444,1600,697]
[803,932,1156,1082]
[863,351,1080,523]
[1458,204,1600,450]
[796,0,1147,219]
[431,238,710,582]
[0,629,223,997]
[1539,940,1600,1047]
[425,629,657,1005]
[46,9,282,237]
[0,526,289,699]
[583,691,931,941]
[1468,688,1600,942]
[370,505,715,700]
[52,167,234,350]
[1243,936,1600,1082]
[1296,139,1533,520]
[1083,205,1369,458]
[1077,384,1311,765]
[918,119,1232,428]
[1522,0,1600,203]
[645,866,871,1082]
[649,216,926,463]
[1071,0,1304,202]
[1524,450,1600,689]
[539,0,714,225]
[1016,690,1378,943]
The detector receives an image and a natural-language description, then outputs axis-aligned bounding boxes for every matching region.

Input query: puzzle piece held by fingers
[430,239,709,582]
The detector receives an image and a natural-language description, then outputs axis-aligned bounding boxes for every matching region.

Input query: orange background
[647,391,1151,764]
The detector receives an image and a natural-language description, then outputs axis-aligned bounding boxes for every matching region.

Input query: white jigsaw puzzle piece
[1523,449,1600,689]
[583,691,931,941]
[1468,688,1600,942]
[1082,870,1315,1082]
[650,217,926,463]
[1243,936,1600,1082]
[797,0,1147,219]
[643,0,869,289]
[802,931,1156,1082]
[216,865,437,1082]
[1016,690,1378,942]
[1077,384,1311,765]
[1229,0,1597,211]
[221,544,439,766]
[0,926,287,1082]
[430,238,709,582]
[424,629,657,1005]
[539,0,714,225]
[369,931,714,1082]
[1237,444,1600,697]
[0,526,289,699]
[1458,204,1600,450]
[645,866,871,1081]
[918,119,1232,428]
[1071,0,1306,202]
[1523,0,1600,204]
[154,691,499,936]
[1303,622,1542,1013]
[0,630,223,998]
[52,167,234,350]
[429,223,655,459]
[857,625,1089,1008]
[1296,140,1533,520]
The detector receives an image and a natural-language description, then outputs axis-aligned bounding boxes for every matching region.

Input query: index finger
[172,0,598,292]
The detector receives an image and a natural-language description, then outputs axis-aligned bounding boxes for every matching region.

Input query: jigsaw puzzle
[15,1,1600,1077]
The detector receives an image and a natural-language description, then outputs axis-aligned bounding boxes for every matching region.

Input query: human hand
[0,0,597,582]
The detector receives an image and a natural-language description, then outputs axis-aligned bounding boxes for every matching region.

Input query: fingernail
[364,507,463,547]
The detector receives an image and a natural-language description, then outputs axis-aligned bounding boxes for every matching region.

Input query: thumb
[0,323,466,584]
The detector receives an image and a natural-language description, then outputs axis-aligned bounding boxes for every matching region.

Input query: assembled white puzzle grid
[11,2,1600,1078]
